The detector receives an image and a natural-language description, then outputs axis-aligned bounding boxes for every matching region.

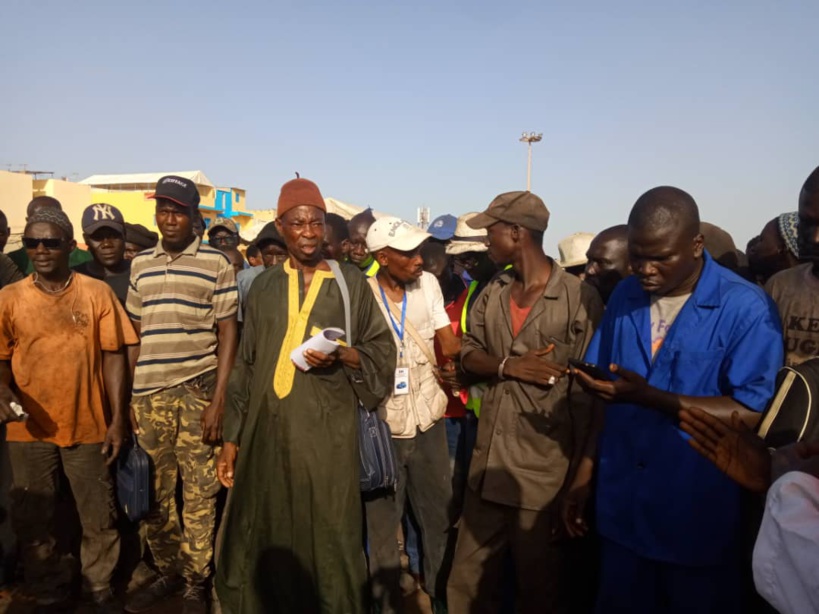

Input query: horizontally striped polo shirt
[126,236,238,396]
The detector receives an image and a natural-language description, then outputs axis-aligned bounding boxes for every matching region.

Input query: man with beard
[214,178,395,613]
[584,225,631,304]
[766,167,819,367]
[568,186,783,613]
[74,203,131,305]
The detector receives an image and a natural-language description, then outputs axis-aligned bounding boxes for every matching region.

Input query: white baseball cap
[366,217,430,252]
[446,213,488,255]
[557,232,595,269]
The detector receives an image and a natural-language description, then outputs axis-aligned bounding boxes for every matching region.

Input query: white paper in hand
[290,327,346,372]
[10,401,28,421]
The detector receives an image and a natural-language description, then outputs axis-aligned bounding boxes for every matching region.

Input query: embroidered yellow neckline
[273,261,333,399]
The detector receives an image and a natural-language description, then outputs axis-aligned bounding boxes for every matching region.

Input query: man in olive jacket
[447,191,603,613]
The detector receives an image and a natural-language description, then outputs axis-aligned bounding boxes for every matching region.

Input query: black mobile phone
[568,358,613,381]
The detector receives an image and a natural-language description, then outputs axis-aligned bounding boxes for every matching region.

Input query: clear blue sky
[3,0,817,253]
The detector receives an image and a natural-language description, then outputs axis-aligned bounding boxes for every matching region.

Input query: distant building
[0,170,34,241]
[0,169,391,249]
[0,169,253,250]
[80,170,254,233]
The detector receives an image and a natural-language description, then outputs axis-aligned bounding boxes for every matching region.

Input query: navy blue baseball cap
[148,175,201,209]
[82,203,125,235]
[428,214,457,241]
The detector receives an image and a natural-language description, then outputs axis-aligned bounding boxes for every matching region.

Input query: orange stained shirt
[0,274,138,446]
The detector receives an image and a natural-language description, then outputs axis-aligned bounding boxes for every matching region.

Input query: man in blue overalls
[567,186,784,613]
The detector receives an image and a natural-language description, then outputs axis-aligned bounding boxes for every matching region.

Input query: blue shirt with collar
[585,251,783,566]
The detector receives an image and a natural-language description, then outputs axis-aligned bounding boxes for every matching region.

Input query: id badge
[394,367,410,396]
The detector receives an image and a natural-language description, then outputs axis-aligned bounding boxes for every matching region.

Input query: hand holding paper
[291,327,346,372]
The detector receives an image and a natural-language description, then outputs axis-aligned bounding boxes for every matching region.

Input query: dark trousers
[404,414,478,576]
[445,413,478,519]
[0,426,16,587]
[8,441,119,600]
[448,487,565,614]
[595,537,742,614]
[365,420,453,613]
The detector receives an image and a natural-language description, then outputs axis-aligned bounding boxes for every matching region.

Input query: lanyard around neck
[379,284,407,354]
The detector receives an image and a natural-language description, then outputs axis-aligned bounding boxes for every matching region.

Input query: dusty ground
[0,585,433,614]
[0,555,433,614]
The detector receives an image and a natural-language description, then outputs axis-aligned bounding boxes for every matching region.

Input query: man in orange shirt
[0,208,137,612]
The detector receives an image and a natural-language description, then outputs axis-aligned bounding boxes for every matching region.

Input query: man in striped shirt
[124,176,238,614]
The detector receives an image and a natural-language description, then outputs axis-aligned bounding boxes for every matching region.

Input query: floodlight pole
[519,132,543,191]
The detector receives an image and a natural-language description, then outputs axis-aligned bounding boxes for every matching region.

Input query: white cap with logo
[446,212,488,255]
[366,216,430,252]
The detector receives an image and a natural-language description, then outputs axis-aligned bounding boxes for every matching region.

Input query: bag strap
[327,260,372,405]
[367,276,437,366]
[326,259,353,345]
[756,367,806,440]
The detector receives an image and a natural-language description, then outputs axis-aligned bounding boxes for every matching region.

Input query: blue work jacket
[585,251,784,566]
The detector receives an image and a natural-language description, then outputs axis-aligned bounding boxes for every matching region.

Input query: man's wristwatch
[498,356,510,380]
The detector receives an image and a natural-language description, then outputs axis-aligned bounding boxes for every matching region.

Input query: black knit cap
[26,208,74,240]
[125,223,159,249]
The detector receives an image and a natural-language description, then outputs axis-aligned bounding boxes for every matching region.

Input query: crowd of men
[0,166,819,614]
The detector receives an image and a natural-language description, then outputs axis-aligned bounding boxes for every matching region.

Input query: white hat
[557,232,595,269]
[446,213,488,255]
[366,216,430,252]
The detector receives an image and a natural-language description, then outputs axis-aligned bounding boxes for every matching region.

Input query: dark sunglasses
[23,237,65,250]
[210,235,238,246]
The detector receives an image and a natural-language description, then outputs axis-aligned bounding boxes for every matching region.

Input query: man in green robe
[214,178,395,614]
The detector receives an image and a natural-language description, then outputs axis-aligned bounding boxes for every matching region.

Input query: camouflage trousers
[132,371,221,583]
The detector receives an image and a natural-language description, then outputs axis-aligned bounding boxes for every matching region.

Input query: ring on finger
[548,375,557,386]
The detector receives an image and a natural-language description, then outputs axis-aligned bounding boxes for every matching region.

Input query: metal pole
[527,142,532,191]
[519,132,542,192]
